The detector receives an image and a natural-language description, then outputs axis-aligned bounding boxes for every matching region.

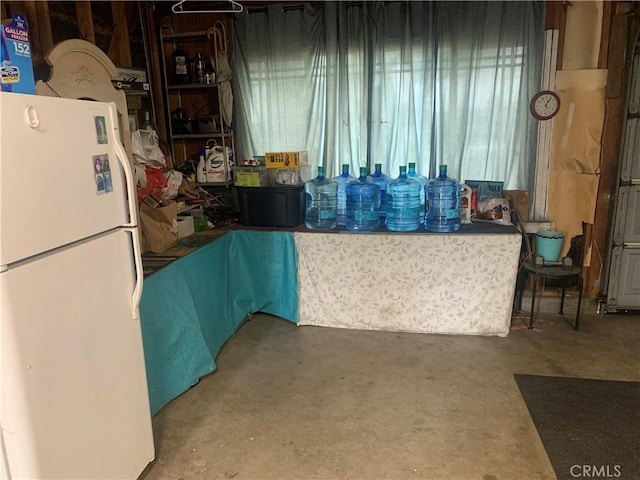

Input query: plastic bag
[131,129,166,167]
[475,197,512,225]
[136,167,164,202]
[161,170,183,200]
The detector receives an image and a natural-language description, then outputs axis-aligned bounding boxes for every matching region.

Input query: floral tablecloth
[295,229,521,336]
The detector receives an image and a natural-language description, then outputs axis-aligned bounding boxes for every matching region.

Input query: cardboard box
[503,190,529,221]
[1,14,35,94]
[114,67,147,83]
[111,80,150,93]
[177,215,195,239]
[265,151,308,169]
[464,180,504,201]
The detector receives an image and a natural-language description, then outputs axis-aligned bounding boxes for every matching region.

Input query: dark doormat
[514,374,640,480]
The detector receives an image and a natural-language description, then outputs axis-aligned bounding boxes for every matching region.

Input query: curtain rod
[247,1,368,14]
[172,0,244,14]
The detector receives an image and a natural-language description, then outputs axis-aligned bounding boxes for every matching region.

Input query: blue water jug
[407,162,428,224]
[332,164,356,226]
[425,164,461,232]
[368,163,391,224]
[345,167,380,232]
[386,165,421,232]
[305,166,338,230]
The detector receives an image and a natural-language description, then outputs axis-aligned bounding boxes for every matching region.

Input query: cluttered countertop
[141,218,520,277]
[139,154,526,277]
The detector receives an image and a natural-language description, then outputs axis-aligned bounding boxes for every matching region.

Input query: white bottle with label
[205,142,228,183]
[196,148,207,183]
[460,183,472,224]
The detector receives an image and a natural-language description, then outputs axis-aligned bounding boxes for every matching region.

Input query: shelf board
[162,30,210,40]
[177,203,204,215]
[173,132,233,140]
[168,83,217,91]
[197,181,233,187]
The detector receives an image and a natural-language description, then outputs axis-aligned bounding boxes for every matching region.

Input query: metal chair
[513,212,584,330]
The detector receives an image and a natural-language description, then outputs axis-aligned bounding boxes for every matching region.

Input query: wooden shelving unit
[159,22,235,185]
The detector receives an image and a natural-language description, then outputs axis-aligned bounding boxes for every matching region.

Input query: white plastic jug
[205,142,228,183]
[460,183,472,224]
[196,149,207,183]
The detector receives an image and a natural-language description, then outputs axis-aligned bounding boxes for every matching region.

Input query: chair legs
[527,274,582,331]
[573,275,583,331]
[528,273,538,330]
[560,275,583,331]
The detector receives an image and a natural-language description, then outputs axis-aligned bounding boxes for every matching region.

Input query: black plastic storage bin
[236,185,306,227]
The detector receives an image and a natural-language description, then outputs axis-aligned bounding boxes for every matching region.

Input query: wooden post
[140,2,172,167]
[33,1,53,54]
[110,1,132,67]
[588,9,640,298]
[75,1,95,44]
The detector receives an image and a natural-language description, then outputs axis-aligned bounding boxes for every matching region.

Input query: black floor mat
[514,374,640,480]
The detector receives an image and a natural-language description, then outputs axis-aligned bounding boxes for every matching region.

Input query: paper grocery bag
[140,200,178,253]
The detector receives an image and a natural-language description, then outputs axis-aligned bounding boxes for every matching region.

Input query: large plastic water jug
[386,165,421,232]
[368,163,391,224]
[345,167,380,232]
[425,164,461,232]
[332,164,355,226]
[304,166,338,230]
[407,162,427,224]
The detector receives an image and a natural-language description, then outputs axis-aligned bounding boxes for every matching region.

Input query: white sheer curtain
[233,1,544,190]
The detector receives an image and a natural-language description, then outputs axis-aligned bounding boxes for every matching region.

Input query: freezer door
[1,230,154,479]
[0,93,131,266]
[606,247,640,311]
[620,118,640,183]
[612,186,640,246]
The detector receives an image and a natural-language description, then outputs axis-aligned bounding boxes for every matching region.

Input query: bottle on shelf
[386,165,421,232]
[425,164,461,233]
[332,164,356,226]
[305,166,338,230]
[196,148,207,183]
[143,111,157,133]
[345,166,380,232]
[460,183,472,224]
[204,64,215,85]
[407,162,428,224]
[368,163,391,224]
[195,52,206,84]
[173,43,190,84]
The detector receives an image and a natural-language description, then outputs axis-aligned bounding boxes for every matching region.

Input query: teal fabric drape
[139,231,298,414]
[233,1,544,190]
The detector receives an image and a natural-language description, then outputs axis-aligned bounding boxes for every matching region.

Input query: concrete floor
[141,299,640,480]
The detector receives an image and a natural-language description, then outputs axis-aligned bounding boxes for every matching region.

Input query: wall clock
[529,90,561,121]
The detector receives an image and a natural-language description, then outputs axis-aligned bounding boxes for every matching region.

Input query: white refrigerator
[0,93,155,478]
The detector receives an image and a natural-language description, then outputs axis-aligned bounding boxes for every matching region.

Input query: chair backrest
[511,210,533,261]
[567,221,586,268]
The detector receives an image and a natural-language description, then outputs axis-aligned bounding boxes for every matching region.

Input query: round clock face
[530,90,560,120]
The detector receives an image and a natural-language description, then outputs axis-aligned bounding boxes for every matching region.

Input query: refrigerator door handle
[109,103,139,228]
[124,226,144,320]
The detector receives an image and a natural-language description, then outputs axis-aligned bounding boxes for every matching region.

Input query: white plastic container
[196,149,207,183]
[205,143,229,183]
[460,183,472,224]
